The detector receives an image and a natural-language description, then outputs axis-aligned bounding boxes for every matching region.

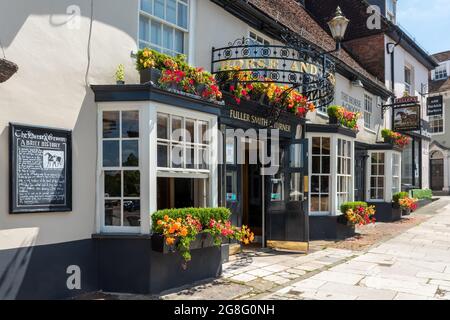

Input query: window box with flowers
[381,129,411,149]
[136,48,223,103]
[398,196,418,216]
[151,208,254,264]
[217,66,316,118]
[331,202,376,239]
[327,106,361,131]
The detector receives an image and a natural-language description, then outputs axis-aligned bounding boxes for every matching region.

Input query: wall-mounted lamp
[327,6,350,52]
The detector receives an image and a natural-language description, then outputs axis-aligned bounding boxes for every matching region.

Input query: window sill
[364,127,377,135]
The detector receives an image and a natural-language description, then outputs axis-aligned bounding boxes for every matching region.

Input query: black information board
[9,123,72,213]
[427,96,443,116]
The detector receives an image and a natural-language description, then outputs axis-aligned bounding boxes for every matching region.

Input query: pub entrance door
[265,139,309,251]
[430,159,444,191]
[355,149,368,202]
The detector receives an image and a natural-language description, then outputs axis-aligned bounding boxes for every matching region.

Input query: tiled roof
[247,0,388,89]
[432,51,450,63]
[430,78,450,93]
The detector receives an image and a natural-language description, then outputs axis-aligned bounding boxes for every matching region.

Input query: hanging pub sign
[211,36,336,110]
[427,95,443,116]
[392,96,421,132]
[9,123,72,213]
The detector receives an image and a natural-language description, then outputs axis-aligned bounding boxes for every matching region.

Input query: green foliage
[327,105,340,118]
[411,189,433,200]
[393,192,409,204]
[340,202,368,214]
[381,129,391,139]
[136,48,188,71]
[115,64,125,82]
[151,207,231,232]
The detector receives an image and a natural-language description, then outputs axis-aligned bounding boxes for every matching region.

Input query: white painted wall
[0,0,140,247]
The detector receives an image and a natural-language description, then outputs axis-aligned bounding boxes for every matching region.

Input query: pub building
[0,0,434,300]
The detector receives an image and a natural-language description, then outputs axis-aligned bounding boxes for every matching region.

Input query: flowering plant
[340,202,376,226]
[218,66,315,118]
[398,197,418,211]
[327,105,361,131]
[381,129,411,148]
[152,208,254,263]
[136,48,223,102]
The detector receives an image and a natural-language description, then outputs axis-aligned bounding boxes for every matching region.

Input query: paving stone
[298,290,358,300]
[310,271,364,285]
[246,269,274,278]
[230,273,257,283]
[261,264,290,273]
[286,268,307,276]
[361,276,438,297]
[295,262,325,271]
[318,282,397,300]
[277,272,301,280]
[417,271,450,281]
[394,293,433,300]
[245,279,277,292]
[290,279,327,291]
[263,275,290,285]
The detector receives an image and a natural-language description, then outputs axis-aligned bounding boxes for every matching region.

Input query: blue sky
[397,0,450,54]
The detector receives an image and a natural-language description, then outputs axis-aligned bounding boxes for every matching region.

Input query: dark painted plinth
[96,237,222,295]
[416,199,432,210]
[368,202,402,222]
[309,215,356,240]
[0,239,98,300]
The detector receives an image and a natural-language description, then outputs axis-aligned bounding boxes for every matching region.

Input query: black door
[354,149,368,202]
[430,159,444,191]
[265,139,309,251]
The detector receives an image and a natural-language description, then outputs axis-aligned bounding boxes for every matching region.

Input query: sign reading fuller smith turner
[9,123,72,213]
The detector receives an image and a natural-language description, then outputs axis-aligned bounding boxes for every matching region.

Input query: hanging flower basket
[0,58,18,83]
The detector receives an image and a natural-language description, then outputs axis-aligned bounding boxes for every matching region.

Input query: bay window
[370,152,385,201]
[139,0,189,56]
[337,139,352,208]
[102,110,141,230]
[310,137,331,213]
[392,153,401,195]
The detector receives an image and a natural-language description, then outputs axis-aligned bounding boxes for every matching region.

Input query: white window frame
[404,65,414,95]
[430,113,445,135]
[97,102,150,234]
[248,29,271,45]
[138,0,190,56]
[434,63,448,81]
[386,0,397,23]
[366,150,400,202]
[309,136,332,215]
[368,152,385,202]
[307,133,355,217]
[392,152,401,195]
[336,138,353,210]
[364,94,373,129]
[96,101,218,234]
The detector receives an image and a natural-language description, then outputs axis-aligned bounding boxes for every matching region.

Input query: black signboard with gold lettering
[9,123,72,213]
[392,96,421,132]
[427,96,443,116]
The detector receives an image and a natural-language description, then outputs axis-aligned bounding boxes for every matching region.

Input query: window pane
[199,121,208,144]
[124,171,140,197]
[322,138,330,155]
[103,111,120,138]
[312,137,321,155]
[186,147,195,169]
[322,156,330,174]
[199,148,208,170]
[163,25,174,51]
[320,196,329,212]
[172,144,183,168]
[311,195,320,212]
[321,176,329,193]
[105,200,121,226]
[139,16,150,42]
[311,176,319,193]
[122,111,139,138]
[157,144,168,167]
[151,20,162,46]
[172,116,183,141]
[312,156,320,174]
[371,165,378,176]
[141,0,153,14]
[175,30,184,53]
[178,3,188,29]
[103,141,120,167]
[186,119,195,143]
[122,140,139,167]
[105,171,121,197]
[124,200,141,227]
[157,114,169,139]
[154,0,165,19]
[166,0,177,24]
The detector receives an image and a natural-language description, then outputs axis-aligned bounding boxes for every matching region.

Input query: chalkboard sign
[9,123,72,213]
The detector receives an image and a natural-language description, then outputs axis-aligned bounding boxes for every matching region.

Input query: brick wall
[345,33,386,82]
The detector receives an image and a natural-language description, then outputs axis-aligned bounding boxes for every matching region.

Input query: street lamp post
[327,6,350,52]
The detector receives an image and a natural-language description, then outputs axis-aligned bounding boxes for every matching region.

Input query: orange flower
[180,227,188,237]
[166,237,175,246]
[164,215,169,222]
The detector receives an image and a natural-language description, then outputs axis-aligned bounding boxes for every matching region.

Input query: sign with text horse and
[9,123,72,213]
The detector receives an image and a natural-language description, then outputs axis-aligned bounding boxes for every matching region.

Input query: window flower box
[139,67,162,85]
[151,232,219,254]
